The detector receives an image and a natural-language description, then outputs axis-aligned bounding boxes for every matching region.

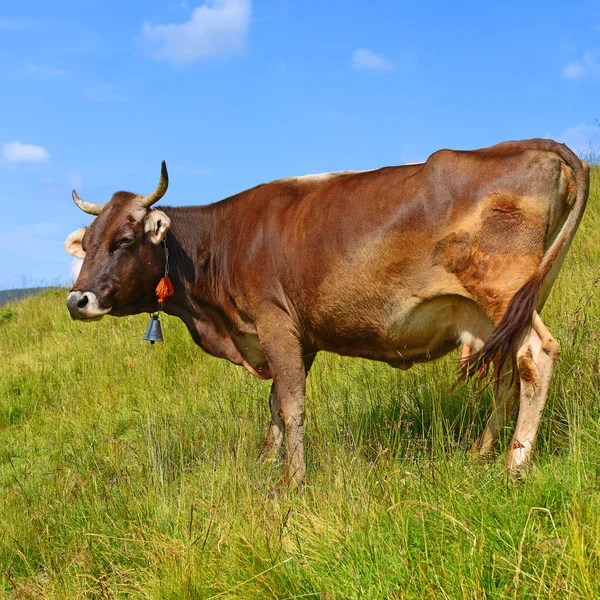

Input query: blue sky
[0,0,599,289]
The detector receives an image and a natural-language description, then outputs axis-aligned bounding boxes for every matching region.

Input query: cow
[64,139,590,486]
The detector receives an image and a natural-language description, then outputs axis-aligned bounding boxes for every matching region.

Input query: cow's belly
[306,294,492,368]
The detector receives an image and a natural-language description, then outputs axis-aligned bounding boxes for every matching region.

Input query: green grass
[1,169,599,599]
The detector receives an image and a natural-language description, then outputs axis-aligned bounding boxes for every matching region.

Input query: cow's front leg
[258,320,309,487]
[262,382,284,461]
[262,353,316,463]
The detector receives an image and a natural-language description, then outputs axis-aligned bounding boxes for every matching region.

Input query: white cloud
[21,63,68,80]
[352,48,394,72]
[140,0,251,64]
[2,141,50,163]
[85,84,131,102]
[563,62,586,80]
[70,258,83,282]
[554,123,600,155]
[562,51,600,80]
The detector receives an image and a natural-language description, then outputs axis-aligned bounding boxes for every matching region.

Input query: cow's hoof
[260,443,283,463]
[261,451,282,463]
[268,483,284,499]
[469,442,495,461]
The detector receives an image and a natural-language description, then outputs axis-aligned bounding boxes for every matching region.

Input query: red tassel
[155,276,174,304]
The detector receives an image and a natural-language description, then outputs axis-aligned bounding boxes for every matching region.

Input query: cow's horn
[141,161,169,208]
[72,190,104,216]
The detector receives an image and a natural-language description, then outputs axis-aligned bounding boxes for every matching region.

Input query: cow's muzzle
[66,291,111,321]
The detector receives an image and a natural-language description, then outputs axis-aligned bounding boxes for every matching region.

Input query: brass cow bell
[143,314,164,344]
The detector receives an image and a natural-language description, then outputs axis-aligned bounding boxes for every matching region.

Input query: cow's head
[64,162,171,320]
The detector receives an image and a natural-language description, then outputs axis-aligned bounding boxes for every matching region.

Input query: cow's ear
[64,227,86,258]
[144,210,171,244]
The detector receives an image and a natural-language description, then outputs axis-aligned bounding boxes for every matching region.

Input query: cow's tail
[462,139,590,382]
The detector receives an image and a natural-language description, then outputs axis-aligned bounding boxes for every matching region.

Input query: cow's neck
[155,204,266,374]
[156,206,229,341]
[159,205,221,311]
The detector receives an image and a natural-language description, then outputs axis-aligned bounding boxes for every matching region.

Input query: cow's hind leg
[470,367,519,457]
[460,338,518,457]
[507,312,560,474]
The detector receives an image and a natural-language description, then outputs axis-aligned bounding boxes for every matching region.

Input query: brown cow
[64,139,589,485]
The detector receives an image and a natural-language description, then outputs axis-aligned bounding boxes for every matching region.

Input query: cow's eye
[118,236,135,248]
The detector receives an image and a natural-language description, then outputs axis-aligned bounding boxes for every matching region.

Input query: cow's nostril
[77,295,89,309]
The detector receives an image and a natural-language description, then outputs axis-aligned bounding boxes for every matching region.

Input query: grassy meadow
[1,168,599,599]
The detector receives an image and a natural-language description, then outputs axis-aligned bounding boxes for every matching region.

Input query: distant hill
[0,286,59,307]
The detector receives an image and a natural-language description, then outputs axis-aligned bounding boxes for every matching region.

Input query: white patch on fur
[460,331,485,352]
[144,209,171,244]
[64,227,87,258]
[278,170,372,184]
[81,292,110,318]
[130,198,149,222]
[279,163,421,185]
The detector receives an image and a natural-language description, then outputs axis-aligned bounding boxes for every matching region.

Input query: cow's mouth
[71,313,107,322]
